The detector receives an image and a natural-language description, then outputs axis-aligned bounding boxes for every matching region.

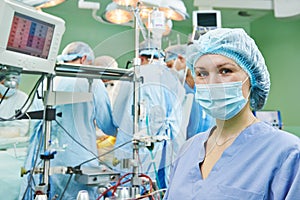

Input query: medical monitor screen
[0,0,65,73]
[7,12,55,59]
[192,10,221,28]
[196,13,217,27]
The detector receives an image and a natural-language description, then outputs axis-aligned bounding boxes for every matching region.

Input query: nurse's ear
[80,55,88,64]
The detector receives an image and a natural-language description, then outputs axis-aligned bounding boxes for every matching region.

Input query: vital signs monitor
[0,0,65,74]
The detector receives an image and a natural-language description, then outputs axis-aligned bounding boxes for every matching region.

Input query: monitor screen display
[7,12,55,59]
[196,13,218,27]
[0,0,65,73]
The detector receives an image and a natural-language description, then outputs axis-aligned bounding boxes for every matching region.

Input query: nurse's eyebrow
[194,62,237,69]
[216,62,238,68]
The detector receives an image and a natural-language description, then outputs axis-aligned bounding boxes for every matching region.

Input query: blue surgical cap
[57,41,95,64]
[187,28,270,111]
[0,73,21,83]
[0,73,5,81]
[139,39,165,59]
[165,44,187,62]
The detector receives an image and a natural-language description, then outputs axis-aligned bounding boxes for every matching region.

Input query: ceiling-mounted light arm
[78,0,100,10]
[78,0,130,26]
[132,4,147,40]
[169,6,190,19]
[20,0,65,8]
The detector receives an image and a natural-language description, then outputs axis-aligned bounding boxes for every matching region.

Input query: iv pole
[131,3,142,197]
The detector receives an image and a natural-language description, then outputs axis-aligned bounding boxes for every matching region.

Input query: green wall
[250,12,300,135]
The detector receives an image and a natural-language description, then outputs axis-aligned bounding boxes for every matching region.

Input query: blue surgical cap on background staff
[0,74,5,81]
[165,44,187,62]
[57,41,95,63]
[186,28,270,111]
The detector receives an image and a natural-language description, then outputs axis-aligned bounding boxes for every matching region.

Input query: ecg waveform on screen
[7,12,54,59]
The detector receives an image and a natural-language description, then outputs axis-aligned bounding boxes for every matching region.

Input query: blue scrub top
[164,122,300,200]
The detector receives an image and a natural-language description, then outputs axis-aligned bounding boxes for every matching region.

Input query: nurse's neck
[215,107,256,138]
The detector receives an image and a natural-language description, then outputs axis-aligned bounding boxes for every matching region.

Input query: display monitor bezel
[0,0,65,73]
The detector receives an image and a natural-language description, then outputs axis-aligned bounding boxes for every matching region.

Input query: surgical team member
[163,28,300,199]
[112,39,186,190]
[0,74,41,138]
[94,55,119,104]
[19,42,118,200]
[94,55,119,164]
[165,44,215,139]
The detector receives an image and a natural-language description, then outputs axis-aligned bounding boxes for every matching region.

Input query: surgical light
[159,0,188,21]
[113,0,138,7]
[103,2,133,24]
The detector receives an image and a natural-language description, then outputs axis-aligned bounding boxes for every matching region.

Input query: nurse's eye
[220,68,232,74]
[195,70,208,77]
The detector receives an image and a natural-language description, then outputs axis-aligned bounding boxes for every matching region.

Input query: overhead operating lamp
[103,2,133,24]
[78,0,188,36]
[159,0,188,21]
[103,0,188,23]
[113,0,138,7]
[139,6,152,19]
[141,0,188,21]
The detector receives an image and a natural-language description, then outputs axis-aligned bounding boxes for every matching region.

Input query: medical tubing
[145,112,162,190]
[21,123,45,200]
[76,140,132,167]
[149,150,161,189]
[55,119,114,170]
[111,173,153,199]
[0,74,45,121]
[0,87,9,105]
[16,74,45,118]
[96,173,154,200]
[96,178,131,200]
[55,119,98,157]
[136,188,166,200]
[58,173,73,200]
[112,172,132,196]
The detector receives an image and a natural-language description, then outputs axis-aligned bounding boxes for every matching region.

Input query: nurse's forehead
[195,55,239,68]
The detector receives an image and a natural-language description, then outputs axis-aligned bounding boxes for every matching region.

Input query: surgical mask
[176,69,186,84]
[195,80,249,120]
[0,84,16,97]
[172,58,187,85]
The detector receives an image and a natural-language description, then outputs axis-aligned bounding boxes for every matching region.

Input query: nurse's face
[194,54,251,97]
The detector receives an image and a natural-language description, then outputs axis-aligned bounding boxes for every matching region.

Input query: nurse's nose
[207,73,223,84]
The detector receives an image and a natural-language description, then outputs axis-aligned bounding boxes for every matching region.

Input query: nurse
[164,28,300,199]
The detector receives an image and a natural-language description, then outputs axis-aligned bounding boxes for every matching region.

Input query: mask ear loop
[242,76,251,100]
[181,67,188,85]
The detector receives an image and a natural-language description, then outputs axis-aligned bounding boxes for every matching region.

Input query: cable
[58,174,73,200]
[15,74,45,120]
[0,74,45,121]
[0,87,9,105]
[21,122,45,200]
[96,173,154,200]
[55,119,98,158]
[96,178,131,200]
[76,140,132,167]
[136,188,167,200]
[56,119,133,172]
